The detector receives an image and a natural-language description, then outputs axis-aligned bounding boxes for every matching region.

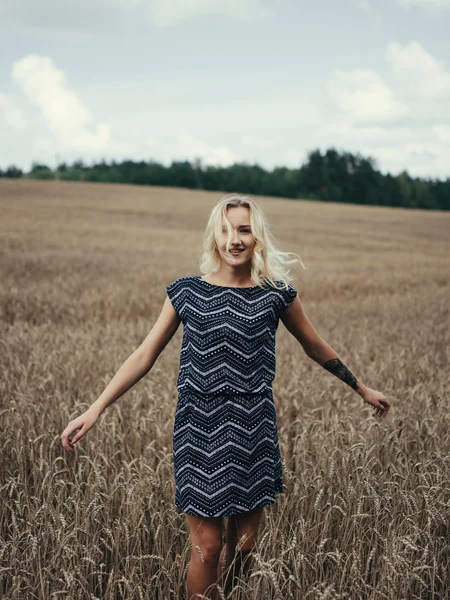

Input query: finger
[61,425,79,451]
[62,440,72,452]
[71,426,85,445]
[62,422,79,440]
[62,436,74,452]
[61,432,71,451]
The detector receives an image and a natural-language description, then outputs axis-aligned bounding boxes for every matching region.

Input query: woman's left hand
[360,387,391,418]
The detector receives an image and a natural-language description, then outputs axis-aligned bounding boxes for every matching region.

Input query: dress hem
[175,488,284,518]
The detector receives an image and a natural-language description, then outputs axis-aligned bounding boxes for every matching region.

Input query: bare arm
[61,295,182,450]
[280,296,390,417]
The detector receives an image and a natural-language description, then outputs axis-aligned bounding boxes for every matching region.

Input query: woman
[61,193,390,600]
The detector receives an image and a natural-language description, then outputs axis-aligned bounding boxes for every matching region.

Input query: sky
[0,0,449,179]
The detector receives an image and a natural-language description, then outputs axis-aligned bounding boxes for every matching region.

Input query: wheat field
[1,179,449,600]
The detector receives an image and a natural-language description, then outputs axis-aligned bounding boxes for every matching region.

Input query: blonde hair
[199,193,306,290]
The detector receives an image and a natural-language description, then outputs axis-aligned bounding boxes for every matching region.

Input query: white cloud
[0,0,138,35]
[0,0,274,37]
[433,124,450,142]
[351,0,383,22]
[241,134,275,150]
[323,41,450,177]
[176,132,238,166]
[11,54,131,156]
[327,68,409,123]
[372,141,448,177]
[0,93,27,130]
[386,41,450,99]
[0,0,273,32]
[147,0,272,27]
[353,0,372,10]
[285,148,304,168]
[310,122,450,178]
[315,123,415,146]
[397,0,450,9]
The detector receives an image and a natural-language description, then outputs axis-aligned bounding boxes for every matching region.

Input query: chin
[228,256,250,265]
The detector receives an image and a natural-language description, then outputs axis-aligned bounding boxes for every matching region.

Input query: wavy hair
[199,193,306,290]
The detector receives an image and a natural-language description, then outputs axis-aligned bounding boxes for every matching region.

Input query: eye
[221,228,251,234]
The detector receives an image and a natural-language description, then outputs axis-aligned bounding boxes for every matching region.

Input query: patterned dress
[166,275,297,517]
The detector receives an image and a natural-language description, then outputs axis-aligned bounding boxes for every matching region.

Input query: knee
[238,544,255,561]
[237,532,257,554]
[192,540,223,567]
[228,539,256,564]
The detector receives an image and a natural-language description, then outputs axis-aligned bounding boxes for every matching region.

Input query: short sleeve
[166,277,186,318]
[277,282,298,314]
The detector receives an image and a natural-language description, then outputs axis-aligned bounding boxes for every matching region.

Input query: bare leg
[217,506,264,595]
[185,513,224,600]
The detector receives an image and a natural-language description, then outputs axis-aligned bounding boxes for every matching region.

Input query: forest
[1,147,448,210]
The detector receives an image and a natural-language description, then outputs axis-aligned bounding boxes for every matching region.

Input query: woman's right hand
[61,408,100,452]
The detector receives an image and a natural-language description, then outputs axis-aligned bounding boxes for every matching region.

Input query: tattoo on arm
[323,358,359,390]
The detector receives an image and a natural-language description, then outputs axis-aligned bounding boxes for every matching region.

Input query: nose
[231,230,241,244]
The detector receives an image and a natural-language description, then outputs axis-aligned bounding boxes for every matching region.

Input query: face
[217,206,256,265]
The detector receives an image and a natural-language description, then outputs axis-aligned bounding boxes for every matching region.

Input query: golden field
[1,178,449,599]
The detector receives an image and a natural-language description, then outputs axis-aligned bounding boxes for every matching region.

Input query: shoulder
[270,279,297,294]
[166,276,196,315]
[269,280,298,313]
[166,275,199,298]
[166,275,197,290]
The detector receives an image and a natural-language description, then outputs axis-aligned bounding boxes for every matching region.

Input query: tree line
[1,148,448,210]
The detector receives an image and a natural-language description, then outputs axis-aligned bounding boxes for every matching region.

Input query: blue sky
[1,0,449,178]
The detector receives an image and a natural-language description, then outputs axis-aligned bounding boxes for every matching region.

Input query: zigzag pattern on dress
[166,275,298,396]
[173,391,283,516]
[166,274,297,516]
